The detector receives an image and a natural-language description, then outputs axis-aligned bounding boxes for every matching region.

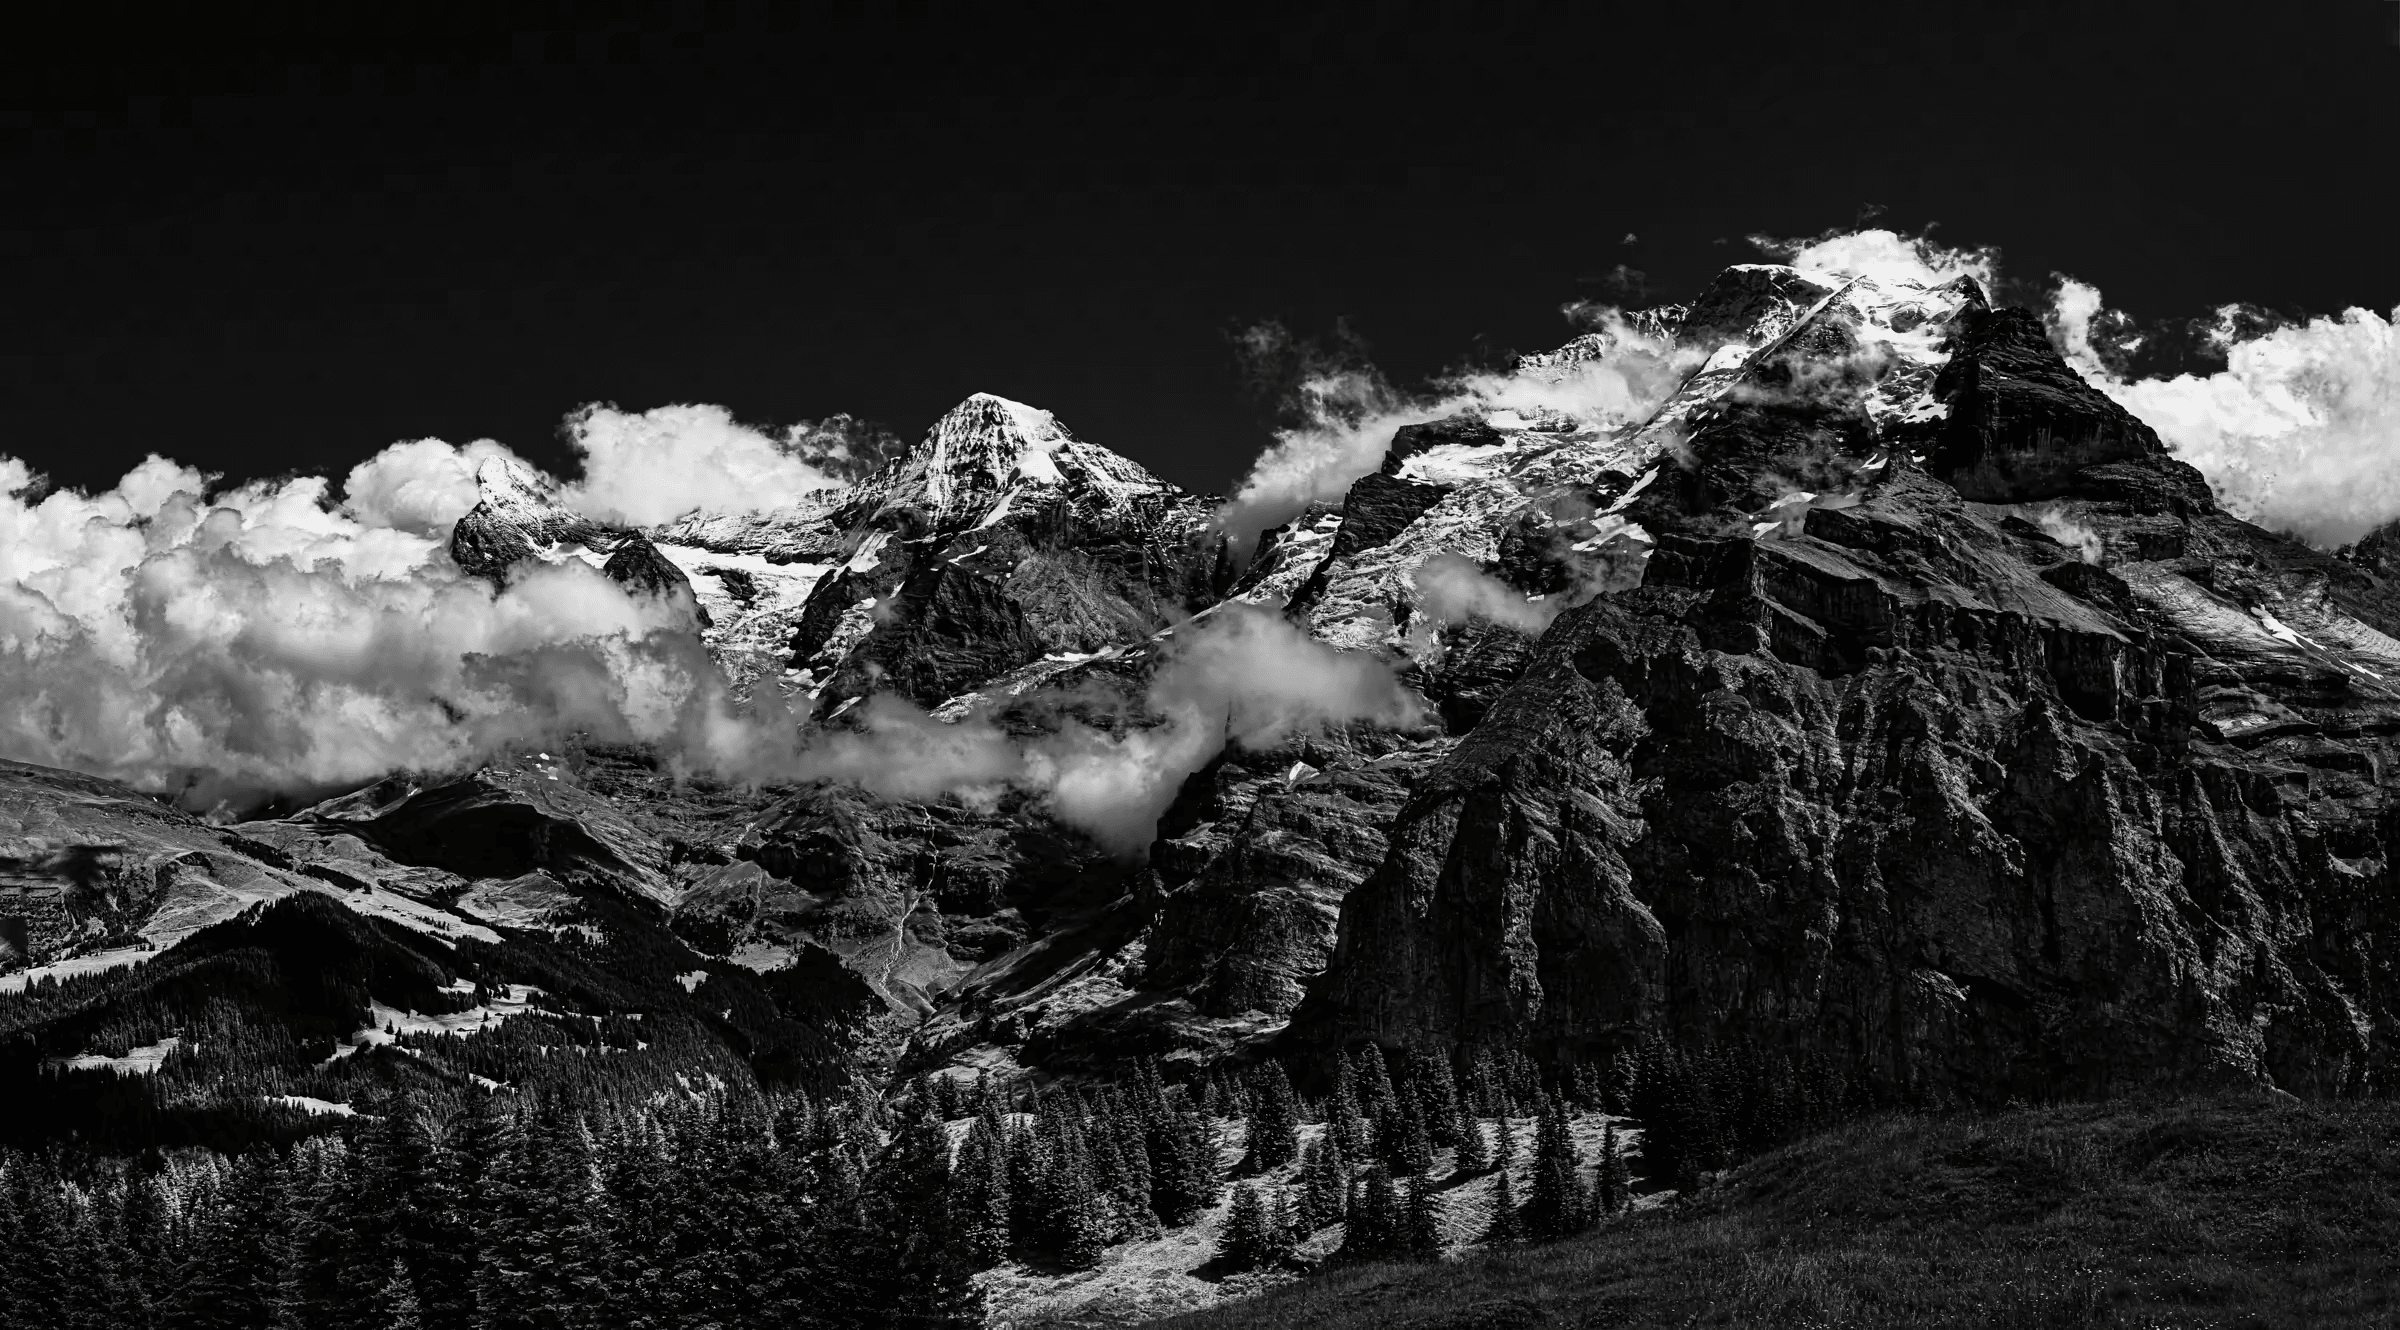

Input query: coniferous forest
[0,960,1877,1330]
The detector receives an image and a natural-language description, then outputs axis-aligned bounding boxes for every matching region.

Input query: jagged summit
[472,455,605,547]
[839,391,1178,534]
[448,455,611,582]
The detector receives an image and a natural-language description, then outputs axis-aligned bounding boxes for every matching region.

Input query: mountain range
[7,250,2398,1148]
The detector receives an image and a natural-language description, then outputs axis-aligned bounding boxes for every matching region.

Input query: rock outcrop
[448,456,611,583]
[1291,289,2400,1101]
[600,530,712,627]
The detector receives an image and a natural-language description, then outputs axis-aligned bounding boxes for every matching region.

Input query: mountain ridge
[8,252,2400,1141]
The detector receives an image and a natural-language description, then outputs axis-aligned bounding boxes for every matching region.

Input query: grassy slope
[1158,1092,2400,1330]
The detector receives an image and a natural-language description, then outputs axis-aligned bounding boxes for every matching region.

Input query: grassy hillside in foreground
[1156,1091,2400,1330]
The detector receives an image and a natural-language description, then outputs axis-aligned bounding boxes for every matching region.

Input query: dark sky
[4,1,2395,499]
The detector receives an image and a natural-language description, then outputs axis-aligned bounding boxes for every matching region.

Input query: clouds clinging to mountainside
[2,225,2394,840]
[1214,312,1697,548]
[767,604,1427,853]
[0,453,718,810]
[2051,279,2400,548]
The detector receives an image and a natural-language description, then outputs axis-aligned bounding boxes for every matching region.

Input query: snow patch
[53,1035,182,1075]
[266,1095,359,1117]
[325,985,540,1062]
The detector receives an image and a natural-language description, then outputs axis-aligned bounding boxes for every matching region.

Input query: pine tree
[771,1088,819,1149]
[1294,1138,1345,1233]
[115,1169,175,1323]
[1470,1045,1506,1120]
[1096,1087,1153,1230]
[1201,1070,1232,1121]
[1505,1046,1541,1107]
[1356,1046,1398,1129]
[1492,1101,1517,1174]
[1404,1173,1441,1258]
[596,1112,675,1322]
[1481,1167,1522,1246]
[1243,1061,1301,1174]
[174,1150,295,1330]
[1608,1047,1638,1117]
[1006,1110,1046,1256]
[1414,1048,1463,1149]
[474,1097,607,1330]
[1596,1120,1630,1217]
[1522,1094,1586,1241]
[1338,1164,1402,1262]
[1144,1086,1220,1226]
[885,1086,958,1245]
[1452,1103,1491,1176]
[1327,1057,1365,1162]
[1567,1062,1598,1111]
[1216,1183,1273,1272]
[376,1258,425,1330]
[951,1109,1011,1267]
[1036,1119,1107,1270]
[852,1107,988,1330]
[56,1180,120,1330]
[276,1141,353,1328]
[1266,1187,1301,1266]
[1382,1088,1433,1178]
[0,1169,33,1329]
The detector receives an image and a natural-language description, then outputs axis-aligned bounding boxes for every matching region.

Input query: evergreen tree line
[917,1061,1223,1273]
[1206,1035,1868,1269]
[1209,1043,1638,1270]
[0,1084,981,1330]
[1610,1034,1868,1191]
[0,1035,1873,1325]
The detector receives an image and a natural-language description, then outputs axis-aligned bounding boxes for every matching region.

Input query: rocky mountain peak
[472,455,601,546]
[450,455,611,583]
[841,391,1177,534]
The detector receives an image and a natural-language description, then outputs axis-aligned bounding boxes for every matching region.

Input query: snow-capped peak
[473,456,594,547]
[848,391,1174,530]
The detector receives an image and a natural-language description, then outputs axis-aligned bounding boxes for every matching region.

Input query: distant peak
[844,392,1174,530]
[475,454,553,501]
[461,455,604,553]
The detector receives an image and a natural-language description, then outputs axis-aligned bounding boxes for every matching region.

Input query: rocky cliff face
[1293,281,2400,1100]
[7,259,2396,1114]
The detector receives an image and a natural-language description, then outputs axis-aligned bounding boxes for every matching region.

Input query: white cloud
[560,403,842,528]
[1035,604,1425,850]
[756,604,1428,854]
[1759,227,1999,292]
[1216,311,1692,546]
[1149,602,1425,749]
[1215,367,1426,546]
[783,694,1024,803]
[0,457,730,812]
[1409,554,1555,635]
[341,437,534,535]
[2052,278,2400,547]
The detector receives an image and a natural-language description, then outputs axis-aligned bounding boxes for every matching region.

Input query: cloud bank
[0,456,723,812]
[769,603,1428,853]
[341,438,535,535]
[1758,227,2000,292]
[2052,279,2400,547]
[559,403,844,528]
[1,434,1422,856]
[1216,311,1695,546]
